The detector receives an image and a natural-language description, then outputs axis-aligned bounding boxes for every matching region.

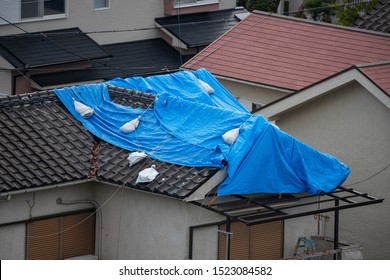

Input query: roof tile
[0,87,219,199]
[183,12,390,91]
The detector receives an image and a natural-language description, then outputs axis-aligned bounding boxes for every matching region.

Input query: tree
[245,0,281,13]
[294,0,336,23]
[336,0,378,26]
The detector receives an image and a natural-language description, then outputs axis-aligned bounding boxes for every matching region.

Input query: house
[182,11,390,259]
[0,0,245,94]
[257,62,390,260]
[0,69,382,260]
[182,11,390,110]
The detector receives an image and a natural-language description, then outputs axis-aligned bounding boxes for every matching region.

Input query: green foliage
[294,0,336,23]
[336,0,378,26]
[245,0,280,13]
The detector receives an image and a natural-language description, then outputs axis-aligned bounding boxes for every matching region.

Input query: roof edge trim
[258,67,390,120]
[0,179,95,198]
[252,10,390,38]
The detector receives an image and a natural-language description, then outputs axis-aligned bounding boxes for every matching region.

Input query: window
[174,0,219,8]
[26,211,95,260]
[218,221,283,260]
[21,0,65,20]
[94,0,110,9]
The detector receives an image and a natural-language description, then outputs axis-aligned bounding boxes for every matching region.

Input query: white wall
[272,82,390,259]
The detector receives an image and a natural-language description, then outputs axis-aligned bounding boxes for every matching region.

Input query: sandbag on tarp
[217,115,350,195]
[54,83,227,168]
[54,69,350,195]
[107,68,248,114]
[154,92,251,154]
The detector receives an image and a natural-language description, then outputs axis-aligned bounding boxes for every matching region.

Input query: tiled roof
[0,87,218,198]
[183,11,390,91]
[30,38,191,87]
[354,0,390,33]
[359,62,390,96]
[155,7,248,48]
[0,27,111,68]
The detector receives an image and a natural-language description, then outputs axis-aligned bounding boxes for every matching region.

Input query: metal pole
[334,199,339,260]
[189,226,194,260]
[226,217,231,260]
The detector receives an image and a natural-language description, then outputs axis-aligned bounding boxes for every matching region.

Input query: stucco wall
[273,82,390,259]
[0,183,96,260]
[0,70,12,95]
[0,182,225,260]
[0,1,162,44]
[0,0,236,45]
[217,77,290,110]
[94,184,223,260]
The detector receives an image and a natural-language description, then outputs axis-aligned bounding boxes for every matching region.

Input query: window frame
[173,0,219,8]
[94,0,110,10]
[19,0,67,22]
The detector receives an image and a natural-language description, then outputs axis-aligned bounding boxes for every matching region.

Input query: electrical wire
[343,162,390,187]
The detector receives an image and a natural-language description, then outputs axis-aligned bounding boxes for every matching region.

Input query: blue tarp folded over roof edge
[54,69,350,195]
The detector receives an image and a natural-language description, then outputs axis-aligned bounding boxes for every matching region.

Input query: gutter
[0,179,95,198]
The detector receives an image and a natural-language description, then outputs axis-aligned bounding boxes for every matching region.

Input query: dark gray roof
[354,0,390,33]
[0,87,218,198]
[0,27,111,68]
[30,38,192,87]
[155,7,248,48]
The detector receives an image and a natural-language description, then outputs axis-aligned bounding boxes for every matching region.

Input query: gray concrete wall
[94,184,223,259]
[273,82,390,259]
[0,183,96,260]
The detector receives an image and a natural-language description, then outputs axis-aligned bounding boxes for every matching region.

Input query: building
[0,69,382,259]
[0,0,244,94]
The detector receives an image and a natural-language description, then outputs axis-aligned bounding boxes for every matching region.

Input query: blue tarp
[54,69,350,195]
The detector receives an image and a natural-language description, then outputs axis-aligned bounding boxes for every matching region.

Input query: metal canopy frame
[189,186,383,259]
[192,186,384,226]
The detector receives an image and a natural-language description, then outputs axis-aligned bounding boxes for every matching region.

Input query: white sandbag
[73,98,94,118]
[136,165,159,184]
[198,79,215,94]
[127,151,147,166]
[120,116,141,134]
[222,127,240,145]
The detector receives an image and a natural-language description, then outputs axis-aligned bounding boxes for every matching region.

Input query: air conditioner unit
[65,254,98,260]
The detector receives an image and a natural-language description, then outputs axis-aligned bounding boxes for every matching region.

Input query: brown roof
[183,11,390,91]
[0,87,218,198]
[359,62,390,96]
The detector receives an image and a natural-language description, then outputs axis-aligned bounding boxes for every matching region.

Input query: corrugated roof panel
[0,28,111,68]
[360,63,390,96]
[155,8,248,47]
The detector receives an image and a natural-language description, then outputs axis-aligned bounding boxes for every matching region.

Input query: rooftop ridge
[0,85,156,109]
[0,90,57,109]
[253,10,390,38]
[356,60,390,68]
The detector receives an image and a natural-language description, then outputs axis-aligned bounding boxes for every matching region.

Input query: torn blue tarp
[54,69,350,195]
